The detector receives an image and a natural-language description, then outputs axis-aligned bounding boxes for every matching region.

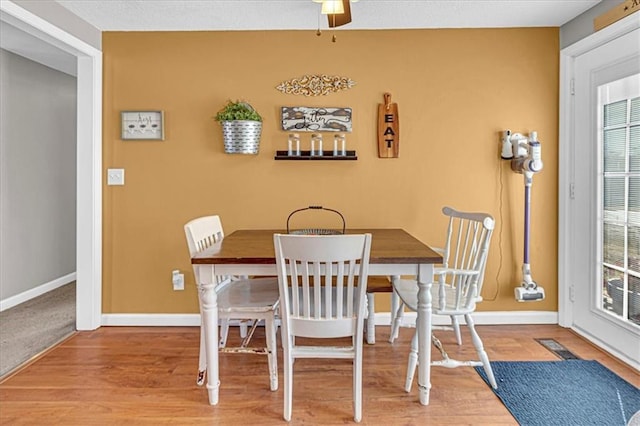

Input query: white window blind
[601,88,640,326]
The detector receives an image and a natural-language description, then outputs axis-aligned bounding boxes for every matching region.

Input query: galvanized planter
[221,120,262,154]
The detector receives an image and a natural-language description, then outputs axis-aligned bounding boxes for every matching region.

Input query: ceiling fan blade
[328,0,351,28]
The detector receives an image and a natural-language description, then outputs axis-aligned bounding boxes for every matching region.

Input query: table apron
[194,263,427,283]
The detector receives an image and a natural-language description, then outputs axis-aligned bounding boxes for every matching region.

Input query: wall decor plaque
[377,93,399,158]
[276,74,355,97]
[121,111,164,140]
[281,107,352,132]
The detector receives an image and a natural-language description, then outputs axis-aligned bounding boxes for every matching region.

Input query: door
[563,26,640,369]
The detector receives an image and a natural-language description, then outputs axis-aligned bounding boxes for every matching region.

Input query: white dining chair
[273,233,372,423]
[185,215,279,391]
[391,207,498,392]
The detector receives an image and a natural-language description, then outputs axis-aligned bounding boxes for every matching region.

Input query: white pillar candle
[288,139,292,156]
[318,139,323,156]
[341,139,346,156]
[311,139,315,156]
[296,140,300,156]
[333,140,338,156]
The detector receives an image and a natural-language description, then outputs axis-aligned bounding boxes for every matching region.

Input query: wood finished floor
[1,324,638,425]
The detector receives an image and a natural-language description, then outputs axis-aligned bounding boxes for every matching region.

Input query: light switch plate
[107,168,125,186]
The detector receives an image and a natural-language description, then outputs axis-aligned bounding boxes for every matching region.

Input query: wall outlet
[172,270,184,291]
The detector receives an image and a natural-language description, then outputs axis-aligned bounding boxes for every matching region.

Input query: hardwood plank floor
[1,325,638,425]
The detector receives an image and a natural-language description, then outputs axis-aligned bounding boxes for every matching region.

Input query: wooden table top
[191,228,442,265]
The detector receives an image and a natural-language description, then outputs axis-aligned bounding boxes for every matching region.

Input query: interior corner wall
[560,0,625,48]
[102,28,560,315]
[11,0,101,50]
[0,49,77,301]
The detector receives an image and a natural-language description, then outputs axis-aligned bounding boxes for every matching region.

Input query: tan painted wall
[102,28,559,314]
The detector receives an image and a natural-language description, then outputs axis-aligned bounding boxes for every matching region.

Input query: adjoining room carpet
[475,360,640,426]
[0,282,76,377]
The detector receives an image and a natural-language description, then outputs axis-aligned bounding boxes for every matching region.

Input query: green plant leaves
[214,100,262,122]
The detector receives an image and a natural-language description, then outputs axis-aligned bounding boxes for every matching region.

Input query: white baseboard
[374,310,558,326]
[570,326,640,371]
[0,272,76,312]
[101,314,201,326]
[100,311,558,327]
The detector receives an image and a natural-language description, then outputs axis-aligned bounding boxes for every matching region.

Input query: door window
[599,74,640,326]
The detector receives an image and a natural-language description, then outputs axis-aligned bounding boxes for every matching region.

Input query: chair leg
[451,315,462,345]
[283,342,293,422]
[405,331,418,392]
[265,314,278,391]
[197,324,207,386]
[388,288,400,343]
[390,301,405,343]
[390,304,400,343]
[465,314,497,389]
[239,320,249,338]
[219,319,230,349]
[353,344,363,423]
[366,293,376,344]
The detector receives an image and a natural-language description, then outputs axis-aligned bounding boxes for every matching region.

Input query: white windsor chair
[391,206,498,392]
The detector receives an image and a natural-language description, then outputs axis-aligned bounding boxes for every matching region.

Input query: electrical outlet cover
[107,168,125,185]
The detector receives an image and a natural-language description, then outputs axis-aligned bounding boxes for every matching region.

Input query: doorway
[559,15,640,369]
[0,2,102,331]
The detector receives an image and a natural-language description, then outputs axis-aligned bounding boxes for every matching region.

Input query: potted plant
[214,100,263,154]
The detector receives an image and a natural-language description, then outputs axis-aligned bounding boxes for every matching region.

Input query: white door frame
[558,13,640,359]
[0,1,102,330]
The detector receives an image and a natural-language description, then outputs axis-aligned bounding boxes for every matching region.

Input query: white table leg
[197,266,220,405]
[416,264,433,405]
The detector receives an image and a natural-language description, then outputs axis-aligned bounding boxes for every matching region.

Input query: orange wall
[102,28,559,314]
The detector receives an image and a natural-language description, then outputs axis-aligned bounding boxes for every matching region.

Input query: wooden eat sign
[377,93,399,158]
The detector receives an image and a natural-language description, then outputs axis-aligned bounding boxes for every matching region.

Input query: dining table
[190,228,442,406]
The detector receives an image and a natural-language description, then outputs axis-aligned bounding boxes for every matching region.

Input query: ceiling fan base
[327,0,352,28]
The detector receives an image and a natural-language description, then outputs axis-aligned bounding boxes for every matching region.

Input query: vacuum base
[515,286,545,302]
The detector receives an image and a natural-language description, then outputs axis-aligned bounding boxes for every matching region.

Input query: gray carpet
[0,282,76,377]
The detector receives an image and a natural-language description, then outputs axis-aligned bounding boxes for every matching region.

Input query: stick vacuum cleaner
[502,130,546,302]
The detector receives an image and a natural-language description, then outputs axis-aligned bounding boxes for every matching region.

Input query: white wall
[0,49,76,301]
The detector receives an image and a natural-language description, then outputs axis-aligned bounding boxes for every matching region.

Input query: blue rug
[475,360,640,426]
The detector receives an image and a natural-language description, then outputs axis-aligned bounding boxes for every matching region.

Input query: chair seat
[393,278,475,315]
[366,276,393,293]
[218,277,280,313]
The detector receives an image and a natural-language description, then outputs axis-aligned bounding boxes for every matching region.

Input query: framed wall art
[281,107,352,132]
[121,110,164,140]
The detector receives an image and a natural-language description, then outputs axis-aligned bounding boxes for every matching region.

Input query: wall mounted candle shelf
[274,150,357,160]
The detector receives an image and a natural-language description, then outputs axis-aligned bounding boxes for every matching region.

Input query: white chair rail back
[440,206,495,311]
[274,234,372,339]
[184,215,231,287]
